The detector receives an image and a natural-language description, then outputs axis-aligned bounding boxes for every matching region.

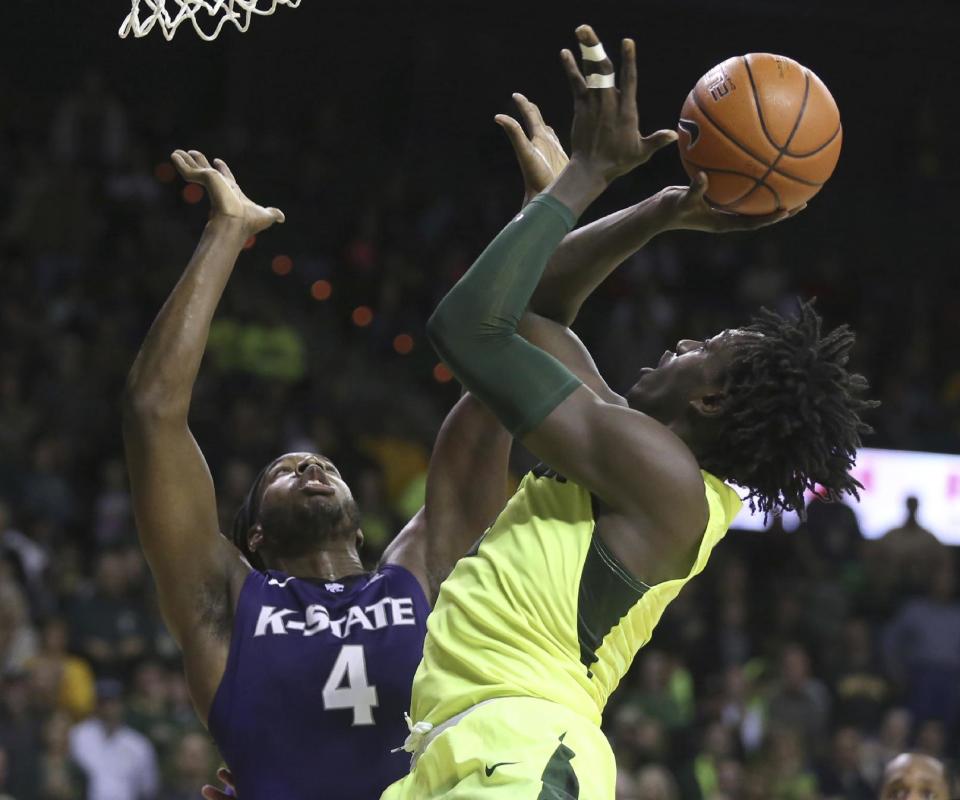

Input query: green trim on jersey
[577,533,650,678]
[538,733,579,800]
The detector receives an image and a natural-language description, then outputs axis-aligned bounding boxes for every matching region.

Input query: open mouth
[301,480,334,495]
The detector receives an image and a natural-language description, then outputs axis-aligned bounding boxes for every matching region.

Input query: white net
[119,0,302,41]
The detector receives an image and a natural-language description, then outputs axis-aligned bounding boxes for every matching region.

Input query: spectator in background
[883,559,960,732]
[610,705,672,776]
[160,732,218,800]
[765,644,832,754]
[126,661,180,761]
[634,765,681,800]
[830,618,890,732]
[861,708,913,789]
[0,576,38,677]
[0,673,43,797]
[913,720,946,761]
[93,459,134,547]
[70,679,159,800]
[718,665,765,754]
[0,498,50,605]
[69,548,151,679]
[27,617,96,720]
[22,436,77,527]
[621,651,695,733]
[816,726,873,800]
[38,711,87,800]
[879,753,950,800]
[874,497,946,597]
[617,768,641,800]
[761,727,820,800]
[678,721,740,800]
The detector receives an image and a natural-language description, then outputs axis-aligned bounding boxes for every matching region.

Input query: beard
[258,494,362,558]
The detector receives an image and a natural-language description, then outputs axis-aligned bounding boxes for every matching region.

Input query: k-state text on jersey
[254,596,418,638]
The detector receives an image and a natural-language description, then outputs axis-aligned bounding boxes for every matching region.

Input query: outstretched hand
[496,94,569,205]
[658,171,805,233]
[201,767,237,800]
[171,150,285,236]
[560,25,677,184]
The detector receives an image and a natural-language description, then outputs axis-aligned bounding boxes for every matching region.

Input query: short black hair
[700,300,878,517]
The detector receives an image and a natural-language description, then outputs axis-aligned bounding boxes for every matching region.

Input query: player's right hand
[201,767,237,800]
[171,150,285,236]
[561,25,676,184]
[657,171,805,233]
[496,94,569,206]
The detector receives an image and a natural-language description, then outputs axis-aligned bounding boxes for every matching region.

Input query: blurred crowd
[0,39,957,800]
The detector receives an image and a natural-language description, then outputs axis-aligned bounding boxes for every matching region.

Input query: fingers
[171,150,201,180]
[218,768,236,790]
[619,38,637,118]
[201,787,230,800]
[213,158,237,184]
[691,171,709,200]
[642,128,679,154]
[189,150,212,170]
[575,25,616,94]
[495,114,537,158]
[734,202,805,229]
[513,93,548,136]
[560,48,588,98]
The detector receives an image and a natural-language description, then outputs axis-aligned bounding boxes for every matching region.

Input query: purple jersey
[208,565,428,799]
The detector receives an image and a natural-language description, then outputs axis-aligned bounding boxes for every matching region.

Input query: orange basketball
[677,54,842,215]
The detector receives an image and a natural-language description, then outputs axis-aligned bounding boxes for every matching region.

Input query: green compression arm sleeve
[426,194,584,437]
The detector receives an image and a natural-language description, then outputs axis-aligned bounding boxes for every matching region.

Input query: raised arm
[122,151,283,718]
[498,94,796,327]
[427,27,730,577]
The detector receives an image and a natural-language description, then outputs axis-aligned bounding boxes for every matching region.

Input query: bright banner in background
[732,447,960,542]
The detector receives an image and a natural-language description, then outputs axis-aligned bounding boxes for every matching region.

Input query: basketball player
[880,754,951,800]
[126,132,771,798]
[122,150,521,798]
[382,25,875,798]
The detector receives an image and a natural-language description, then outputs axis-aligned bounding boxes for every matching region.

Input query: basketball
[677,54,842,215]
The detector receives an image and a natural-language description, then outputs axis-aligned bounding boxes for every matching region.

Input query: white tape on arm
[579,42,608,62]
[585,72,616,89]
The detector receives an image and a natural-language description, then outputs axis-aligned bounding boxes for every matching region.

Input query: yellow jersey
[410,466,741,727]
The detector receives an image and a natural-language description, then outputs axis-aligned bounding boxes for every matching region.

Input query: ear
[356,529,365,551]
[689,391,725,418]
[247,523,265,553]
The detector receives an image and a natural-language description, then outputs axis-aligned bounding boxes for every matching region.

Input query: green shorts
[380,697,615,799]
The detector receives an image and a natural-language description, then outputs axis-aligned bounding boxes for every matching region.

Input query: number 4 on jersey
[322,645,379,725]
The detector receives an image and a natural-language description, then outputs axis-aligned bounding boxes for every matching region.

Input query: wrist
[646,187,690,232]
[547,158,610,218]
[205,214,251,243]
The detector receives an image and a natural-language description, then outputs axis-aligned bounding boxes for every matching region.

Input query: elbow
[426,305,455,357]
[122,380,188,427]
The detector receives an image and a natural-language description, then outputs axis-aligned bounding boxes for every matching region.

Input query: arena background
[1,1,959,797]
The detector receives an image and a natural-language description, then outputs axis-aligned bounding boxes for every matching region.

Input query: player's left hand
[201,767,237,800]
[656,172,805,233]
[496,94,569,206]
[561,25,677,184]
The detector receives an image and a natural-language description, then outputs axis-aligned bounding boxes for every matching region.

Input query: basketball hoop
[119,0,302,41]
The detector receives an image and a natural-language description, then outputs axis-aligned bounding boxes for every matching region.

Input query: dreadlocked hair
[698,300,878,518]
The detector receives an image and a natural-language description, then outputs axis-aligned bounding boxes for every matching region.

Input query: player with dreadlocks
[122,117,795,797]
[383,25,876,799]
